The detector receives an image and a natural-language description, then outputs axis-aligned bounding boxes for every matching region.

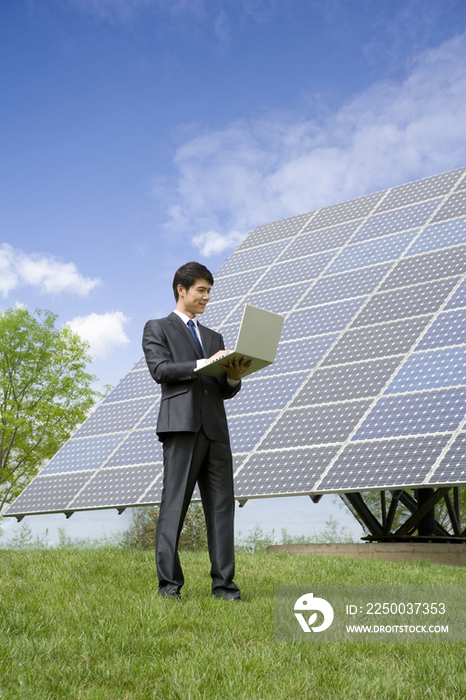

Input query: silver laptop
[195,304,285,378]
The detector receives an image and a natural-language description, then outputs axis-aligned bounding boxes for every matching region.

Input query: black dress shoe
[158,589,181,599]
[212,592,242,602]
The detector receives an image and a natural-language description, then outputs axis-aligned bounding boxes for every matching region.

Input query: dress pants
[156,427,240,598]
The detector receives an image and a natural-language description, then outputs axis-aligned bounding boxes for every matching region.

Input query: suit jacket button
[204,389,208,394]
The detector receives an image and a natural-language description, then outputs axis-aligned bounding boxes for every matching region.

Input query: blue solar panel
[381,245,466,290]
[324,230,418,275]
[407,217,466,256]
[283,299,365,339]
[352,199,441,244]
[69,465,159,509]
[432,433,466,484]
[226,372,308,415]
[228,412,279,453]
[353,388,466,440]
[416,308,466,349]
[280,220,360,260]
[217,240,286,277]
[319,436,451,491]
[243,282,304,315]
[5,165,466,518]
[298,263,390,307]
[431,190,466,222]
[350,278,459,327]
[104,431,163,467]
[104,369,158,402]
[445,278,466,309]
[40,434,127,475]
[254,251,334,291]
[386,347,466,393]
[258,335,337,377]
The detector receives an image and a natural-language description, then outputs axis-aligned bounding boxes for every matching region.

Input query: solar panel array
[5,166,466,519]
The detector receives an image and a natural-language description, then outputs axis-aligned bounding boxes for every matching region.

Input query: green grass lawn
[1,548,466,699]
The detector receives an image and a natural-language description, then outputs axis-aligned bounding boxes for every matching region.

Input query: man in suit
[142,262,251,600]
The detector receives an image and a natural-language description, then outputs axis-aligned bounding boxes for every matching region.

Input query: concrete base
[266,542,466,567]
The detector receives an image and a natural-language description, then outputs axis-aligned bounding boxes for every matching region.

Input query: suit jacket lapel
[167,312,203,359]
[198,322,212,358]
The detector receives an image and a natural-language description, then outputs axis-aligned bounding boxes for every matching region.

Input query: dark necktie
[187,319,204,358]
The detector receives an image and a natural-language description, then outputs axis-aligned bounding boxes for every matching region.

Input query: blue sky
[2,0,466,544]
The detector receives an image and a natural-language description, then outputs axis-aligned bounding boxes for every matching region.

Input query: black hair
[172,262,214,301]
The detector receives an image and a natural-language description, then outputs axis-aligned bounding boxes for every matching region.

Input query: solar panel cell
[40,434,126,475]
[304,191,384,230]
[431,433,466,483]
[216,240,285,277]
[298,264,390,307]
[237,212,311,250]
[257,401,372,449]
[226,372,308,415]
[138,473,165,504]
[258,335,338,377]
[73,397,156,437]
[386,347,466,393]
[228,412,279,453]
[290,358,401,405]
[201,299,239,328]
[104,431,163,467]
[320,435,450,490]
[243,282,304,314]
[445,278,466,310]
[380,245,466,290]
[3,473,93,514]
[209,269,259,302]
[325,230,417,275]
[351,278,460,327]
[374,168,465,213]
[352,199,441,244]
[353,388,466,440]
[430,190,466,223]
[416,308,466,350]
[283,299,365,340]
[253,251,334,291]
[70,465,159,509]
[322,316,431,365]
[281,221,360,260]
[407,217,466,256]
[104,369,158,403]
[131,356,148,371]
[234,446,339,496]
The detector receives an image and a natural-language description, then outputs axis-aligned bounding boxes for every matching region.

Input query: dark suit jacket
[142,313,241,443]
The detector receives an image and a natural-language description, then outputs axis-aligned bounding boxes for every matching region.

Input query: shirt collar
[173,309,198,327]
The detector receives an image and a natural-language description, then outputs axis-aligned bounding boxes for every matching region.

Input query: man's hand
[220,355,253,380]
[206,350,231,362]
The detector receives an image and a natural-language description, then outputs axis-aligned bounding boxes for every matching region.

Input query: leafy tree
[235,516,355,553]
[0,306,100,510]
[122,504,208,551]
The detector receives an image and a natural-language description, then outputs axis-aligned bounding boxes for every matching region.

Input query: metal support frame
[309,494,323,504]
[344,492,384,537]
[341,487,466,543]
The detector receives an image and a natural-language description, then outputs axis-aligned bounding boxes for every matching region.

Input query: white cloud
[191,229,245,256]
[66,312,130,359]
[158,33,466,256]
[0,244,100,297]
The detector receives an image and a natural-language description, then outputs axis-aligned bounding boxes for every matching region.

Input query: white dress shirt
[173,309,239,386]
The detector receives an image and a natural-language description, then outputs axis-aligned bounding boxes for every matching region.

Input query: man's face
[176,278,211,317]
